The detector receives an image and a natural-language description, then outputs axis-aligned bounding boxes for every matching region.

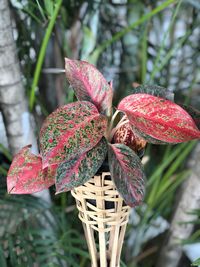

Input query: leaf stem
[109,110,120,130]
[106,110,120,140]
[29,0,63,110]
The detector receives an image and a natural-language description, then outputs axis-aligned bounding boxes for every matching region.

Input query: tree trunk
[156,142,200,267]
[0,0,37,155]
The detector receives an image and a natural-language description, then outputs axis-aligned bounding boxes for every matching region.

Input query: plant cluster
[7,58,200,207]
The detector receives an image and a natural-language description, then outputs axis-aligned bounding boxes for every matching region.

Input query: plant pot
[71,172,131,267]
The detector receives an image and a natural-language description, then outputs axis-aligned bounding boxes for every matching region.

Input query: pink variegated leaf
[180,104,200,130]
[108,143,145,207]
[133,85,174,101]
[131,125,169,145]
[118,94,200,143]
[40,101,107,168]
[7,146,56,194]
[65,58,113,116]
[56,137,107,193]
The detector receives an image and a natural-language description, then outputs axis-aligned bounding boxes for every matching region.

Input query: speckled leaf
[118,94,200,143]
[7,146,56,194]
[133,85,174,101]
[40,101,107,168]
[180,104,200,130]
[113,122,147,153]
[65,58,113,116]
[55,137,107,193]
[131,125,169,145]
[108,144,145,207]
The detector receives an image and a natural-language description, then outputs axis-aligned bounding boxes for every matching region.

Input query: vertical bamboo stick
[72,172,131,267]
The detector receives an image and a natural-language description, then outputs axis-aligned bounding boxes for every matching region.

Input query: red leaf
[130,124,170,145]
[7,146,56,194]
[65,58,113,116]
[180,104,200,130]
[108,144,145,207]
[40,101,107,168]
[118,94,200,143]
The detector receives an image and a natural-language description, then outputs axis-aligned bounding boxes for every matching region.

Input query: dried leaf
[56,137,107,193]
[40,101,107,168]
[65,58,113,116]
[118,94,200,143]
[7,146,55,194]
[108,143,145,207]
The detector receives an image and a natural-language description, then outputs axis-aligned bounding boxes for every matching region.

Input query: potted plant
[7,58,200,267]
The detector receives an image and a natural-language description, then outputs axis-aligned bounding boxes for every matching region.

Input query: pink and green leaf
[180,104,200,130]
[118,94,200,143]
[108,143,145,207]
[56,137,107,193]
[65,58,113,116]
[131,125,169,145]
[133,85,174,101]
[40,101,107,168]
[7,146,56,194]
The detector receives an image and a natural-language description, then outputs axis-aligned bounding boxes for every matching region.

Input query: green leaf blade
[192,258,200,266]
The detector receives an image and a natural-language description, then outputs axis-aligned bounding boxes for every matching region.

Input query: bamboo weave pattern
[71,172,131,267]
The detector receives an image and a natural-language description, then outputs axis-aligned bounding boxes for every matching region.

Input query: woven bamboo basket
[71,172,131,267]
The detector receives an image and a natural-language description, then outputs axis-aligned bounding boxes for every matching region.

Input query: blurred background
[0,0,200,266]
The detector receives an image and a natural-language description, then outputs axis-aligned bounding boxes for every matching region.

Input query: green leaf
[108,144,145,207]
[0,245,7,267]
[56,138,108,193]
[192,257,200,266]
[40,101,107,168]
[44,0,54,17]
[133,85,174,101]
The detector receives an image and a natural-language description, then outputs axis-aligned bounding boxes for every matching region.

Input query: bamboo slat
[71,172,131,267]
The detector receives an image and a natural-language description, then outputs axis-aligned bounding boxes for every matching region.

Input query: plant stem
[61,193,67,210]
[0,166,8,176]
[141,23,148,83]
[29,0,63,110]
[108,110,120,131]
[0,144,12,161]
[106,110,119,140]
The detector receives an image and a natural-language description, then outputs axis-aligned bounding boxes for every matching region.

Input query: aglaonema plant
[7,58,200,207]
